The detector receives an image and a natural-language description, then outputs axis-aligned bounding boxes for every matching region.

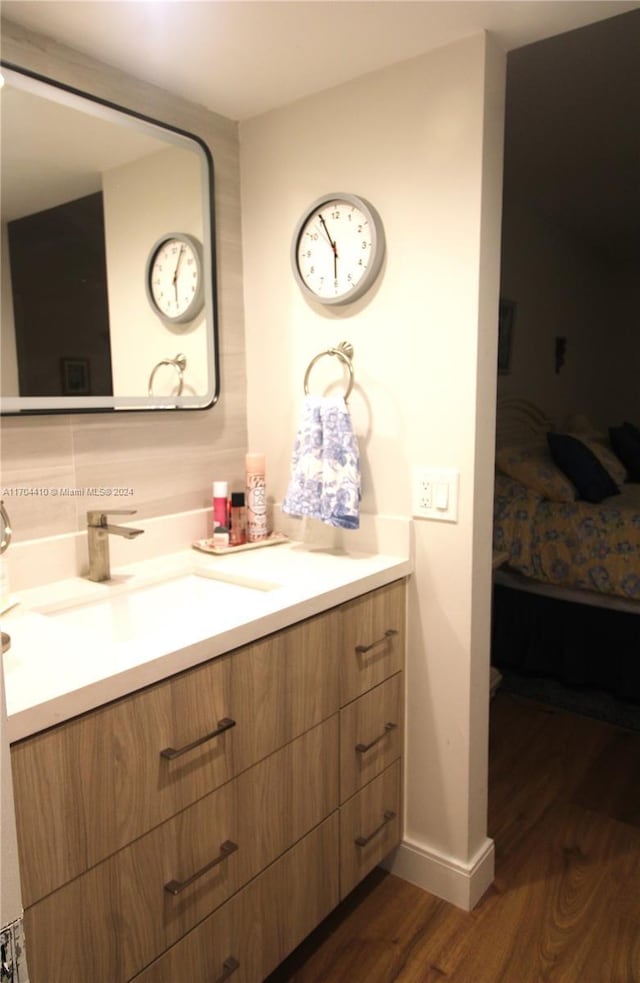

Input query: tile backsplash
[1,396,247,542]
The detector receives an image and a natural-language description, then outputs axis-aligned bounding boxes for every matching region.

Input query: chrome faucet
[86,510,144,582]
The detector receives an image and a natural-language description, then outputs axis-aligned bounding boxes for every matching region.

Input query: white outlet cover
[412,468,459,522]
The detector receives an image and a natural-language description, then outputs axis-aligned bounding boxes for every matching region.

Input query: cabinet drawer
[12,608,340,906]
[340,672,403,802]
[24,717,339,983]
[133,813,340,983]
[340,580,405,704]
[339,759,402,900]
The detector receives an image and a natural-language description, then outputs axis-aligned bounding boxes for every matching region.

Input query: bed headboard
[496,397,554,448]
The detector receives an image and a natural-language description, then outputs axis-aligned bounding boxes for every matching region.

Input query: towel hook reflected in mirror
[148,354,187,397]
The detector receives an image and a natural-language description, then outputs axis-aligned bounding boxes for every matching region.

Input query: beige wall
[239,33,505,903]
[499,198,640,428]
[604,261,640,424]
[0,21,248,541]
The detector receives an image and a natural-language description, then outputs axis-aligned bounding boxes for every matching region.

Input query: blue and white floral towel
[282,395,361,530]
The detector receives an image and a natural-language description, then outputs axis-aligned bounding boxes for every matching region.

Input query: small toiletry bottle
[245,453,268,542]
[212,481,229,534]
[212,526,230,548]
[229,492,247,546]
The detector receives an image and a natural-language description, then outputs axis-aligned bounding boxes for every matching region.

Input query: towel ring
[303,341,354,401]
[148,354,187,397]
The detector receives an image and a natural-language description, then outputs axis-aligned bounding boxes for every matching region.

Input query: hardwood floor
[267,692,640,982]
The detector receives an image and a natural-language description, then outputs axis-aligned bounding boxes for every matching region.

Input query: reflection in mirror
[0,63,218,413]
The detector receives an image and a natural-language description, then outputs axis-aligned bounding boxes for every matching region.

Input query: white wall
[240,33,505,906]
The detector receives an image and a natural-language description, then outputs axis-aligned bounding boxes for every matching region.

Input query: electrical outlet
[412,468,459,522]
[412,469,433,515]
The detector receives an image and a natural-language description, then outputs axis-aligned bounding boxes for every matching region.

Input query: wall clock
[291,193,385,305]
[145,233,204,324]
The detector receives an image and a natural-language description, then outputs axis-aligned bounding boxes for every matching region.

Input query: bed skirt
[492,583,640,705]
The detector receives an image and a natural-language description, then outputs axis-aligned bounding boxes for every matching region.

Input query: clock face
[146,234,204,324]
[292,194,384,305]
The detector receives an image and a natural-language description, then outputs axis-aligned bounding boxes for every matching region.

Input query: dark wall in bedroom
[498,9,640,431]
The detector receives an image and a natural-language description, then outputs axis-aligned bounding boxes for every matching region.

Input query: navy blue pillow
[609,423,640,482]
[547,432,619,503]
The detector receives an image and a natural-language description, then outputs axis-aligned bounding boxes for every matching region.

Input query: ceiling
[2,1,639,121]
[1,79,178,221]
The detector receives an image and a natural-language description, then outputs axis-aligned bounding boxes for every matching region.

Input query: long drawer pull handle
[214,956,240,983]
[165,839,238,895]
[355,810,396,848]
[160,717,236,760]
[356,721,398,754]
[355,629,399,654]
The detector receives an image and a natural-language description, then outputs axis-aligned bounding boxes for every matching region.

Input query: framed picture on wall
[61,358,90,395]
[498,298,516,375]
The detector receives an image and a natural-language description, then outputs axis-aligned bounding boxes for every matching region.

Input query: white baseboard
[382,835,495,911]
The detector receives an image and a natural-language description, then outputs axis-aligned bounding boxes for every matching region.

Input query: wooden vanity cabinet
[23,719,339,983]
[10,579,406,983]
[134,814,341,983]
[340,579,405,703]
[340,759,402,899]
[339,671,403,801]
[11,610,340,906]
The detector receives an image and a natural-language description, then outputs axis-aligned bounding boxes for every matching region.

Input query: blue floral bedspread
[493,473,640,600]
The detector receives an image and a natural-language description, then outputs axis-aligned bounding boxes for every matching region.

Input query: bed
[492,398,640,703]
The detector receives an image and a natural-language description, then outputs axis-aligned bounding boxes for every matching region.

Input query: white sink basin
[39,571,276,645]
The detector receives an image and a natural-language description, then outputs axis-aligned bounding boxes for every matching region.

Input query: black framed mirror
[0,62,219,414]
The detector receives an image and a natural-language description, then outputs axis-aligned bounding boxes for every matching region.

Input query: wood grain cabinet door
[133,814,340,983]
[339,759,402,900]
[229,608,340,773]
[340,580,406,704]
[340,672,403,802]
[24,718,339,983]
[12,649,234,906]
[11,606,340,906]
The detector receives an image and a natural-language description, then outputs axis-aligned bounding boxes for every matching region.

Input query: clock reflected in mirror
[146,233,205,325]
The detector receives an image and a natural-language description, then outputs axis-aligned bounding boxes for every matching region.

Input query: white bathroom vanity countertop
[2,514,412,742]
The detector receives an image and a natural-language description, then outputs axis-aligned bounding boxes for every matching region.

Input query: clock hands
[317,212,339,281]
[172,245,185,305]
[317,213,336,253]
[148,234,203,323]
